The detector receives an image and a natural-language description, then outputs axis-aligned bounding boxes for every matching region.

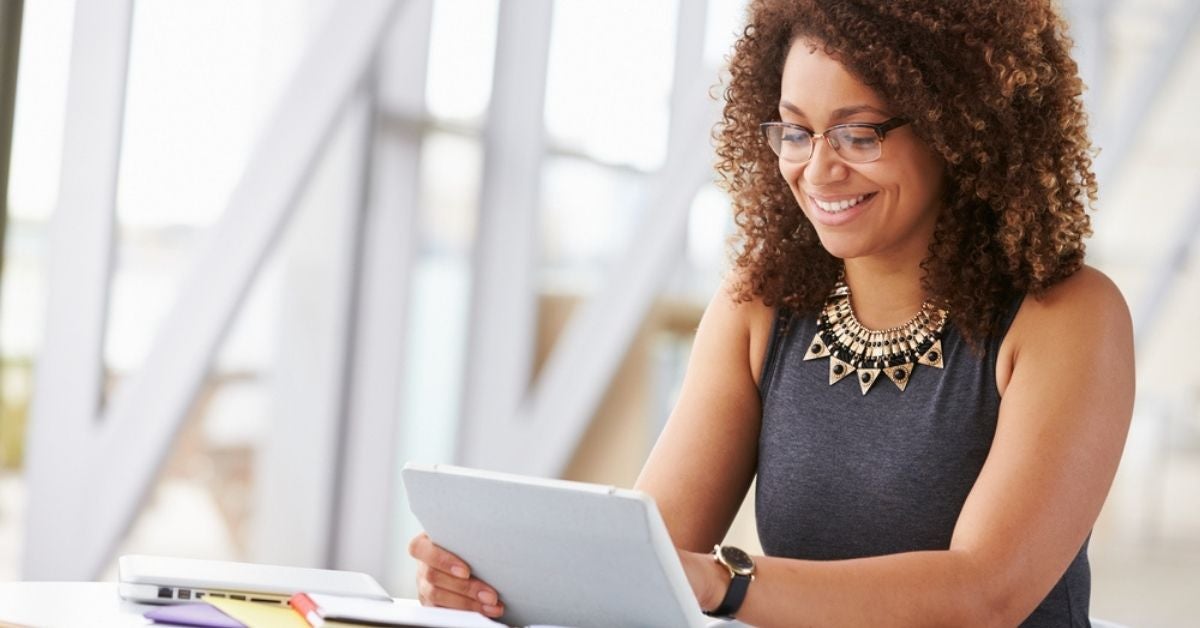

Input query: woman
[410,0,1133,625]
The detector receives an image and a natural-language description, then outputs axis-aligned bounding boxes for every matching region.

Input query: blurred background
[0,0,1196,625]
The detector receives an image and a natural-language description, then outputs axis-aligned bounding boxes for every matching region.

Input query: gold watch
[702,544,755,620]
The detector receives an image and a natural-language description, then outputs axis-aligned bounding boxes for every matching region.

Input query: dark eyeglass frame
[759,117,911,163]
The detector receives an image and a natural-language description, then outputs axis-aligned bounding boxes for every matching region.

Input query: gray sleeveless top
[756,298,1091,626]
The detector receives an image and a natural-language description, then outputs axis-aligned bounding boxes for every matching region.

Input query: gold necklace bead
[808,280,949,394]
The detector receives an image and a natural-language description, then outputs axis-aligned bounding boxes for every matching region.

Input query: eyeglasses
[760,117,910,164]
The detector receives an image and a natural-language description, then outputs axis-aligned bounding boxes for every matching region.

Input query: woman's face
[776,39,945,266]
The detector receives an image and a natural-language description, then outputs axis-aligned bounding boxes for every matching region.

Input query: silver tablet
[117,554,392,605]
[402,462,709,628]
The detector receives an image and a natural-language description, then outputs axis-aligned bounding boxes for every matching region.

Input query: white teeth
[813,194,869,213]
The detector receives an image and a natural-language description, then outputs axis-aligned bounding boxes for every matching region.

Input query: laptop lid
[117,554,391,605]
[401,462,709,628]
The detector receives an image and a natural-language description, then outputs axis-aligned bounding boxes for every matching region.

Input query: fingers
[416,570,505,617]
[408,532,470,578]
[419,562,501,604]
[410,532,504,618]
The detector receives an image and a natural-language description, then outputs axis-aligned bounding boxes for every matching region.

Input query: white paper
[308,594,507,628]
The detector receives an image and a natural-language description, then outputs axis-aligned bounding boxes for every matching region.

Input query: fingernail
[477,590,498,605]
[451,565,469,578]
[482,604,502,616]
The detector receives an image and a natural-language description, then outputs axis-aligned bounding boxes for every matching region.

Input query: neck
[841,258,927,329]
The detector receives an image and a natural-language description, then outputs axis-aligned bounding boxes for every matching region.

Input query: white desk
[0,582,154,627]
[0,583,443,627]
[0,584,448,628]
[0,583,748,628]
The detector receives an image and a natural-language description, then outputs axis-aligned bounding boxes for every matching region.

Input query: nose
[803,136,849,186]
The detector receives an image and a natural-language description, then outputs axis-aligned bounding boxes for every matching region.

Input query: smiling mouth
[811,192,876,213]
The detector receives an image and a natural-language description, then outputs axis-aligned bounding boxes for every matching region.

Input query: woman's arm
[635,274,774,552]
[408,274,771,617]
[680,266,1135,627]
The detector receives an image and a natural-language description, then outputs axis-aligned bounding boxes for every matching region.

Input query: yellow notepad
[206,598,309,628]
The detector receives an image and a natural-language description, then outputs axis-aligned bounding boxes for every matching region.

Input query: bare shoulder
[711,271,777,384]
[712,270,775,317]
[1026,265,1126,313]
[999,265,1133,392]
[1014,265,1131,338]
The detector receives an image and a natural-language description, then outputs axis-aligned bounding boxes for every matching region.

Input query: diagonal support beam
[24,0,400,580]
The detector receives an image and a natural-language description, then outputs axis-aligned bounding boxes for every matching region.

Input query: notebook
[401,462,709,628]
[143,603,245,628]
[118,554,392,605]
[290,593,506,627]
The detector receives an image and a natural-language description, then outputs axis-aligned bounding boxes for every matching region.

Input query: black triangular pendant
[884,363,914,391]
[918,339,944,368]
[857,368,881,395]
[804,332,831,361]
[829,356,855,384]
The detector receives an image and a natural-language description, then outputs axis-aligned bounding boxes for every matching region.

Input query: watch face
[719,546,755,575]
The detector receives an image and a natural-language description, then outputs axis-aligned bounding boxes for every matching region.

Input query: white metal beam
[669,0,709,147]
[24,0,400,580]
[333,0,433,579]
[659,0,710,286]
[250,88,374,570]
[22,0,132,580]
[457,0,555,469]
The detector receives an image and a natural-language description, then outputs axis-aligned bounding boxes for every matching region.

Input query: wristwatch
[702,544,756,620]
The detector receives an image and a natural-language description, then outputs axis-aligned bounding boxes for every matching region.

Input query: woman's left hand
[677,548,728,612]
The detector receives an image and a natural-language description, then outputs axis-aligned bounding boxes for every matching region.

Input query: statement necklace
[803,280,948,395]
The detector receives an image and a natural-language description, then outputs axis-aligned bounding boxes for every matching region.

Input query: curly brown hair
[718,0,1096,347]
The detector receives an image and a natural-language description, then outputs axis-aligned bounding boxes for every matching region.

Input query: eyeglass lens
[764,125,883,163]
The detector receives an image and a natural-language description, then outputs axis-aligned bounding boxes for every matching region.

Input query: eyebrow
[779,101,892,121]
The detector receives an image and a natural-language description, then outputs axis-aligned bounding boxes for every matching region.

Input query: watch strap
[705,572,751,619]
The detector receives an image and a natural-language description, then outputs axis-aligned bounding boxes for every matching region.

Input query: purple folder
[144,603,246,628]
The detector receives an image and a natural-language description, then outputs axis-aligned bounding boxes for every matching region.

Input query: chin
[814,232,864,261]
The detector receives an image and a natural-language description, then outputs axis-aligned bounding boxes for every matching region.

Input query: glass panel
[425,0,500,125]
[400,128,484,461]
[6,0,74,223]
[538,156,649,294]
[544,1,678,170]
[106,0,322,372]
[683,183,733,298]
[705,0,748,70]
[418,131,484,256]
